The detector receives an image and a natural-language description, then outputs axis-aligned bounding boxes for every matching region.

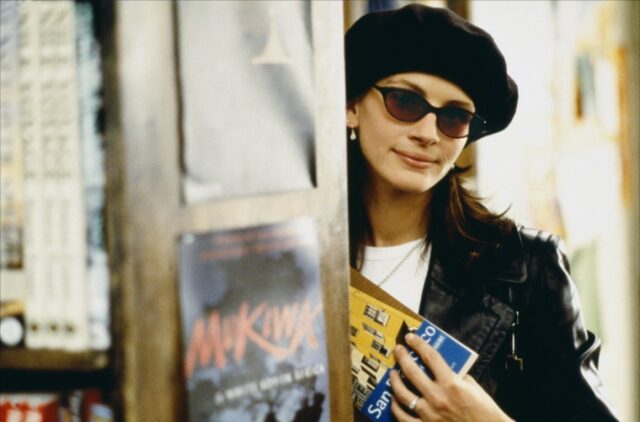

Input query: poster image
[176,1,316,203]
[178,218,329,422]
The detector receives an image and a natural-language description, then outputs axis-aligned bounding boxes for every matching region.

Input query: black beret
[345,4,518,141]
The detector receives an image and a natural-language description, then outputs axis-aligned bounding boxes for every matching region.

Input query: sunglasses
[372,85,486,139]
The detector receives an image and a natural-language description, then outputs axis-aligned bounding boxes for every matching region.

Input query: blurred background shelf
[0,349,109,372]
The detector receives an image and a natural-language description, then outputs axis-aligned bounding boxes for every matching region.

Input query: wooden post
[104,1,351,420]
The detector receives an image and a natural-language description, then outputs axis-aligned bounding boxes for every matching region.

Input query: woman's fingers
[390,397,424,422]
[392,334,513,422]
[393,333,475,420]
[404,332,453,382]
[393,343,435,397]
[389,370,431,420]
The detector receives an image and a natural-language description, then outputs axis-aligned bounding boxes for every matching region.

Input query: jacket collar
[418,225,526,382]
[420,225,528,313]
[433,224,528,287]
[482,225,528,284]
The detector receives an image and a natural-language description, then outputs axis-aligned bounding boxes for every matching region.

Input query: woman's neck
[364,181,431,247]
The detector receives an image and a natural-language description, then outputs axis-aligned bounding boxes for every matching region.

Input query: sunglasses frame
[372,85,487,139]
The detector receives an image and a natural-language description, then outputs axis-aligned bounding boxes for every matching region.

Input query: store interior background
[347,0,639,420]
[1,0,637,420]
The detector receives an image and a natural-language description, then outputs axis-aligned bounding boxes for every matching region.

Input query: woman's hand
[390,333,514,422]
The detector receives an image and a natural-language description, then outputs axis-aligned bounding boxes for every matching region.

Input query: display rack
[1,1,351,420]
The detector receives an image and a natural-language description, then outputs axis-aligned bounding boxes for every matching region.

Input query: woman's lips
[393,149,438,169]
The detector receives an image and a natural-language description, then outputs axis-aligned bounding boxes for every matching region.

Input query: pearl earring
[350,128,357,141]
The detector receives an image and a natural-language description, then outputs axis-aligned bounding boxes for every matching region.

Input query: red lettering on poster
[184,299,323,379]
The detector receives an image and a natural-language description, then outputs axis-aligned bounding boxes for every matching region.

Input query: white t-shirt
[360,239,431,314]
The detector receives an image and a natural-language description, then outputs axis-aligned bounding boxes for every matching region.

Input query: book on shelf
[17,0,87,350]
[0,394,58,422]
[349,269,478,422]
[0,0,109,352]
[0,0,26,348]
[178,217,330,421]
[0,390,113,422]
[75,0,110,352]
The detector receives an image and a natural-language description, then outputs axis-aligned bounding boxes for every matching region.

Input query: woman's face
[347,72,472,195]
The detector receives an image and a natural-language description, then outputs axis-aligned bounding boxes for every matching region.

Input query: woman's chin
[390,177,439,195]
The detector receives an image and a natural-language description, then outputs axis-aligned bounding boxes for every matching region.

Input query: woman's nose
[409,112,439,144]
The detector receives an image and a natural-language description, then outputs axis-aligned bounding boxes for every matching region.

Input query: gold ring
[408,395,419,411]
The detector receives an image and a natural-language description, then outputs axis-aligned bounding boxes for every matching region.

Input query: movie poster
[178,218,329,422]
[176,1,316,203]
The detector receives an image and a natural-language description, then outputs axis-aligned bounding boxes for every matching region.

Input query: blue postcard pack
[359,319,476,421]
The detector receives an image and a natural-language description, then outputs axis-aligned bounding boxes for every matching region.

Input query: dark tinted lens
[437,107,474,138]
[384,89,427,122]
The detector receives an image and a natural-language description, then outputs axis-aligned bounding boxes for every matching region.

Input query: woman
[345,5,618,422]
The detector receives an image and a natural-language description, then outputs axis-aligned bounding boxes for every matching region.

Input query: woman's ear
[346,101,359,128]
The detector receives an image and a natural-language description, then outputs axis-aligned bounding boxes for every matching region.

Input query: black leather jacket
[418,226,619,421]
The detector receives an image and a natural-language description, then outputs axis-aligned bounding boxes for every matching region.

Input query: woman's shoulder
[517,226,567,254]
[490,226,580,311]
[515,225,572,273]
[476,225,579,320]
[493,224,568,259]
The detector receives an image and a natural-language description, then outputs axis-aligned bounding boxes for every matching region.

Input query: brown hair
[348,139,514,275]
